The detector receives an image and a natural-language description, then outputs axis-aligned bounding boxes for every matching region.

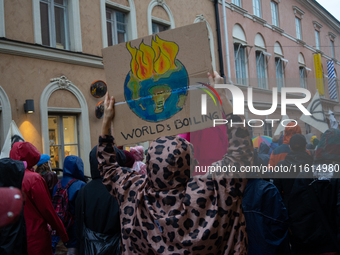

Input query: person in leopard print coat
[97,77,253,255]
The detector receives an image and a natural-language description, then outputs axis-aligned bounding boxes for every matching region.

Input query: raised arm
[97,92,146,198]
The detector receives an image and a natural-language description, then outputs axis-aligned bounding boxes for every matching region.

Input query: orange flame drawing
[127,36,179,80]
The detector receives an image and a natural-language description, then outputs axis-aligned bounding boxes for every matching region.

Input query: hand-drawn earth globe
[124,60,189,122]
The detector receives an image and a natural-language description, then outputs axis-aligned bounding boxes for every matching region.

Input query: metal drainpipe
[222,0,232,84]
[214,0,225,79]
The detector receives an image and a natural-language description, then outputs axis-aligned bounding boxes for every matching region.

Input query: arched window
[40,76,91,174]
[147,0,175,35]
[194,15,216,71]
[0,86,12,149]
[298,53,310,89]
[255,33,270,89]
[274,42,287,91]
[100,0,138,48]
[233,24,249,86]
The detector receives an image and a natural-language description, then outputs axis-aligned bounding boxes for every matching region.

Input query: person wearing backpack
[52,155,86,255]
[9,142,69,255]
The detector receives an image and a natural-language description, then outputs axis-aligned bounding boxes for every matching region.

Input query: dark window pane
[107,21,113,46]
[118,32,125,43]
[116,11,125,23]
[40,2,50,46]
[54,6,66,49]
[106,11,111,20]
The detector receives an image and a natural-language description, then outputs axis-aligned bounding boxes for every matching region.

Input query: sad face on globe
[124,35,189,122]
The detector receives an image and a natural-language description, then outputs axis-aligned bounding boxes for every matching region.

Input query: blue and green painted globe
[124,60,188,122]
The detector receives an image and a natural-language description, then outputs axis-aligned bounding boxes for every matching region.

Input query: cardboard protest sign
[103,22,232,145]
[300,92,329,133]
[0,121,25,158]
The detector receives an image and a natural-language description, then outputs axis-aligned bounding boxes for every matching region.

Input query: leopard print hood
[146,136,191,191]
[97,115,252,254]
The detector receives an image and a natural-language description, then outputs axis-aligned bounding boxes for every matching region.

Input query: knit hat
[37,154,50,166]
[289,134,307,152]
[311,136,320,147]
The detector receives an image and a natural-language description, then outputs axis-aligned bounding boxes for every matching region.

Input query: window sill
[272,25,284,34]
[252,15,267,26]
[0,38,103,69]
[230,3,248,15]
[296,39,306,46]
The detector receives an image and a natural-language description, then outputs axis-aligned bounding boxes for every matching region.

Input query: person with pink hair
[130,146,147,175]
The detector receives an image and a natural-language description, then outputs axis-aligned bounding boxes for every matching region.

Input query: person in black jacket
[274,134,313,209]
[75,146,122,255]
[0,158,27,255]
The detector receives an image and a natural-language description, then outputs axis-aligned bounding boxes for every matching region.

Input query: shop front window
[48,114,79,169]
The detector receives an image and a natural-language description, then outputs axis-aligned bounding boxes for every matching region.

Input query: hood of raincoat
[258,142,270,154]
[63,155,85,181]
[0,158,26,188]
[283,123,301,145]
[146,136,191,191]
[315,128,340,164]
[10,142,41,169]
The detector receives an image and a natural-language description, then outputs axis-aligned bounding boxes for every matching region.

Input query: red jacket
[10,142,68,255]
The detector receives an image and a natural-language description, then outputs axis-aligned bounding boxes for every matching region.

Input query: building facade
[0,0,219,174]
[0,0,339,174]
[218,0,340,138]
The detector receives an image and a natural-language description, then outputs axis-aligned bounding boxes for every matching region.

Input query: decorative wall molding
[0,86,12,148]
[0,39,103,68]
[293,6,305,19]
[40,76,91,175]
[313,20,323,31]
[147,0,175,35]
[229,3,248,16]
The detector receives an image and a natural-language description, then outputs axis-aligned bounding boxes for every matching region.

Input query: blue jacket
[53,156,86,248]
[242,179,290,255]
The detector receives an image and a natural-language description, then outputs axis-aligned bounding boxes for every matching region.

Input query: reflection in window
[315,30,320,50]
[295,17,302,40]
[299,66,307,88]
[234,43,247,85]
[152,22,169,34]
[271,1,279,26]
[106,8,127,46]
[40,0,68,49]
[232,0,241,7]
[275,57,284,91]
[256,51,267,89]
[48,115,79,169]
[253,0,261,18]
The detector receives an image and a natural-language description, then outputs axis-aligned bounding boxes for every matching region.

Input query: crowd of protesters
[0,71,339,255]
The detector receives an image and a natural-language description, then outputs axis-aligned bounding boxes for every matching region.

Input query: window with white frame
[48,114,79,169]
[315,30,320,50]
[256,51,267,89]
[152,22,169,34]
[275,57,284,91]
[232,0,241,7]
[234,43,247,85]
[295,17,302,40]
[40,0,69,49]
[305,123,311,134]
[331,39,335,59]
[106,8,127,46]
[253,0,262,17]
[271,1,279,27]
[263,121,273,137]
